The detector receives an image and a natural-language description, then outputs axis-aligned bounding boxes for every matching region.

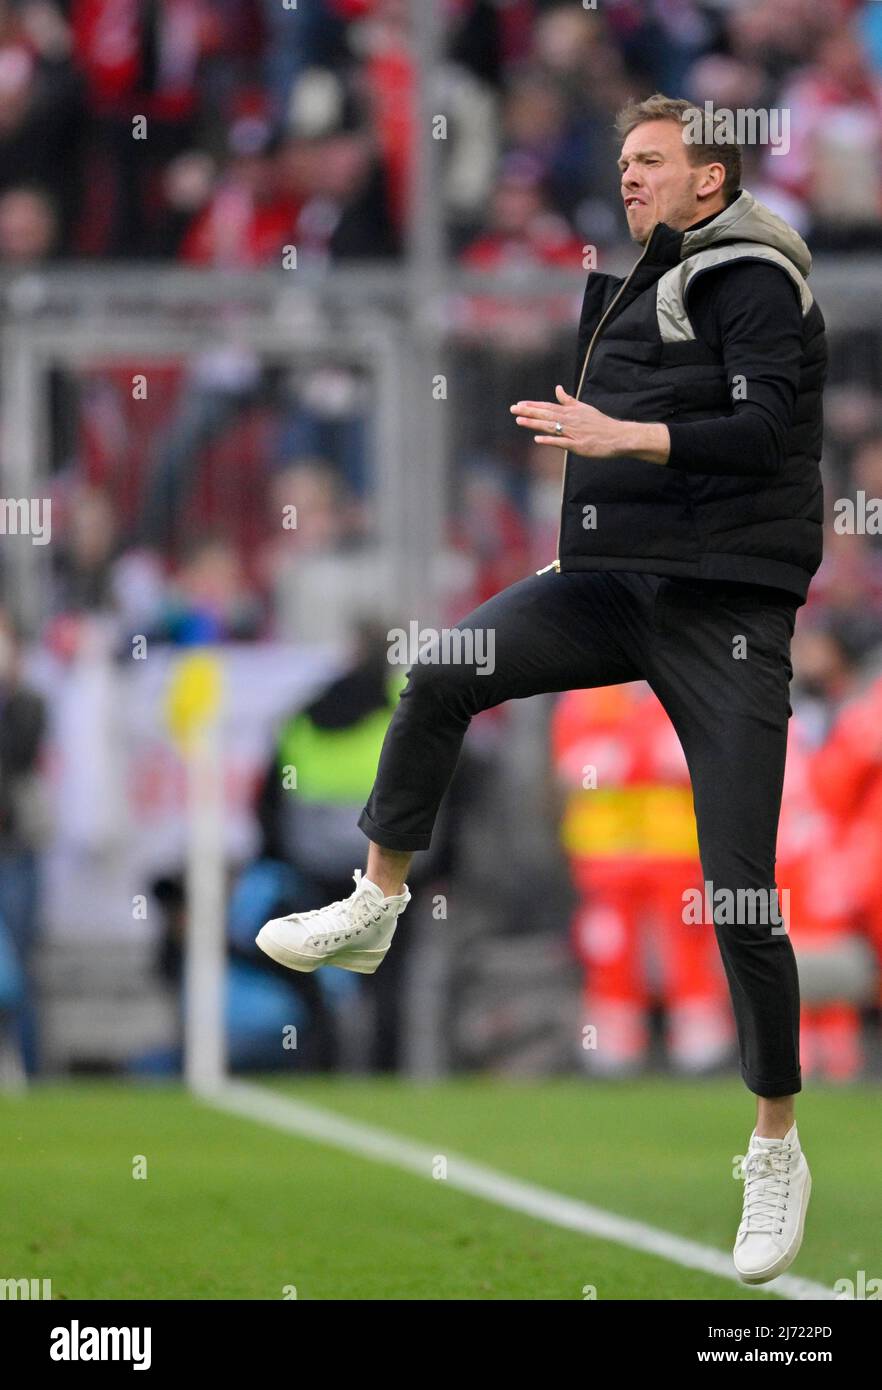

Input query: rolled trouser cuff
[741,1064,802,1098]
[357,807,431,853]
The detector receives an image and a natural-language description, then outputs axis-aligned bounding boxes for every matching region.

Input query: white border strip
[206,1081,842,1301]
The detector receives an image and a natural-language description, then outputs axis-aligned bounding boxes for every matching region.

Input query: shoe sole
[735,1162,812,1285]
[255,926,387,975]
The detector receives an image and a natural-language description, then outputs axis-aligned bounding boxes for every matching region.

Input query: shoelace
[295,869,386,949]
[740,1144,793,1236]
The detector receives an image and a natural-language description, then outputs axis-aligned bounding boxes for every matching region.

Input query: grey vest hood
[658,191,814,344]
[681,189,812,278]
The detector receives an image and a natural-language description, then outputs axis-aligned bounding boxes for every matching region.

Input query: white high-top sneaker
[733,1123,812,1284]
[255,869,411,974]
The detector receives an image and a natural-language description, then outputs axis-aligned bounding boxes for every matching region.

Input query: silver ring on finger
[554,420,564,435]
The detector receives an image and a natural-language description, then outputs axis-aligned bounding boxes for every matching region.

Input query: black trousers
[358,569,802,1098]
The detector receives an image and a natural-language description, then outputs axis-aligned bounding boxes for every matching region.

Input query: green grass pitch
[1,1077,877,1299]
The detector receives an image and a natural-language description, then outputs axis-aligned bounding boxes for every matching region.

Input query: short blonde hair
[615,94,742,205]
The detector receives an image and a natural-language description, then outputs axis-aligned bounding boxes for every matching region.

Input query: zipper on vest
[553,238,654,571]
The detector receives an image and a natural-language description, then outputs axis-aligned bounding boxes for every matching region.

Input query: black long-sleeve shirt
[665,260,804,478]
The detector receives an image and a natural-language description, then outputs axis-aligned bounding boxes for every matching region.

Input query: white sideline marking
[206,1080,843,1301]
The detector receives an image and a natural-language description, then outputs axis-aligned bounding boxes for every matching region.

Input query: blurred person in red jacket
[778,623,876,1081]
[551,682,731,1079]
[71,0,219,255]
[178,107,297,267]
[761,19,882,248]
[808,645,882,996]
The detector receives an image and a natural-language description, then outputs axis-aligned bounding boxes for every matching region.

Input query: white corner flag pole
[166,651,227,1096]
[184,715,227,1095]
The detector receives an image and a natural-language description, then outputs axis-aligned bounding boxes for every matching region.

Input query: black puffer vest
[550,190,827,601]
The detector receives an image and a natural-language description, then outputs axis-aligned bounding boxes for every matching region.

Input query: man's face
[618,119,725,243]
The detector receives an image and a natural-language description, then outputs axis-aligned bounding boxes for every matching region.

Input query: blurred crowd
[19,0,882,649]
[0,0,882,268]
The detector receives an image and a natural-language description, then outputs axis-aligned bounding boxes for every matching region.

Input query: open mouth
[624,196,646,210]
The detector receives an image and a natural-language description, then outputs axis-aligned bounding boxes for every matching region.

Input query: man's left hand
[511,385,670,465]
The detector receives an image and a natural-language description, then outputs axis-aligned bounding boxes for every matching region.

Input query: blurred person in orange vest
[551,681,731,1079]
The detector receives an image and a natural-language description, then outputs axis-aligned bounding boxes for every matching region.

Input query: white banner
[29,642,345,941]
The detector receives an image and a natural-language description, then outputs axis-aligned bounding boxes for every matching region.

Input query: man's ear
[698,161,726,200]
